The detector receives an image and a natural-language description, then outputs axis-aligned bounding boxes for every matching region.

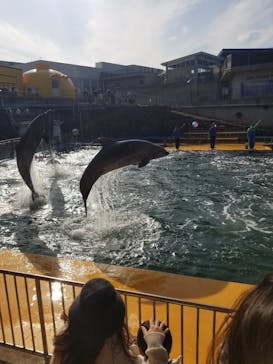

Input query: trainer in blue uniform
[247,125,256,151]
[208,123,217,149]
[173,124,184,150]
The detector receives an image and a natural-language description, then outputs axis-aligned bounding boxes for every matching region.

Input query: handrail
[0,268,231,313]
[0,137,20,145]
[0,268,233,364]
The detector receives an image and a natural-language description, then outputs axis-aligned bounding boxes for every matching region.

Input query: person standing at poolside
[247,125,256,151]
[173,124,185,151]
[246,120,262,151]
[208,123,217,150]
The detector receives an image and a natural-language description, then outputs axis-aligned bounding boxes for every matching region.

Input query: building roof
[218,48,273,58]
[161,51,219,67]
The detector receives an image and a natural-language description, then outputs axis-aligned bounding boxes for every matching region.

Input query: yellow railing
[0,269,232,364]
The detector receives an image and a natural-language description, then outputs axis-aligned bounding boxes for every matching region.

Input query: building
[0,59,162,97]
[218,48,273,100]
[1,48,273,105]
[161,51,220,84]
[22,61,76,98]
[21,60,101,97]
[0,65,23,95]
[98,62,162,89]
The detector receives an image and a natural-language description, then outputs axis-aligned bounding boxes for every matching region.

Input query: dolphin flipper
[138,159,150,168]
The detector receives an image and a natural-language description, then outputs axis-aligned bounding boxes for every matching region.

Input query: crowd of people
[49,274,273,364]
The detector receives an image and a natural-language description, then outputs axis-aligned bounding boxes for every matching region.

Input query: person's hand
[60,311,68,322]
[141,319,169,336]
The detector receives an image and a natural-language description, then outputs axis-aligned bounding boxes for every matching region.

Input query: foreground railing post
[35,278,50,364]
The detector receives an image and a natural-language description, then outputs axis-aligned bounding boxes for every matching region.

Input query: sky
[0,0,273,69]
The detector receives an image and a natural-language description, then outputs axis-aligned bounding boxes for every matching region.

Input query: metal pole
[35,278,50,363]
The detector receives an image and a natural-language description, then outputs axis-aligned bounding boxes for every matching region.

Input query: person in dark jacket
[173,124,185,150]
[247,125,256,151]
[208,123,217,149]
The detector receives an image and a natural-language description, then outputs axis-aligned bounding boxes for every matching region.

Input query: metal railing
[0,269,232,364]
[0,138,19,160]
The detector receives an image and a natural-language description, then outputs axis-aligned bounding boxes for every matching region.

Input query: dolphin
[16,109,53,200]
[80,138,169,215]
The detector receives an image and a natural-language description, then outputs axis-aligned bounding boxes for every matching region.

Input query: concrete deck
[166,141,272,151]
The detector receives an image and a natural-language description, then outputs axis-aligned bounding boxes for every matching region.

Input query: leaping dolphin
[16,109,53,200]
[80,138,169,215]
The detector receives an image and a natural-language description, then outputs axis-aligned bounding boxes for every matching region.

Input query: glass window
[52,78,59,89]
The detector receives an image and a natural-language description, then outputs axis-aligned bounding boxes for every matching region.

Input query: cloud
[0,0,272,68]
[0,0,95,65]
[0,22,64,63]
[203,0,273,53]
[85,0,201,67]
[0,0,200,67]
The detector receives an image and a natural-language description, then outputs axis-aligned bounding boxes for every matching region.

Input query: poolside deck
[166,141,272,151]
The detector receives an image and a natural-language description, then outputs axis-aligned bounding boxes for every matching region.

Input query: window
[52,78,59,89]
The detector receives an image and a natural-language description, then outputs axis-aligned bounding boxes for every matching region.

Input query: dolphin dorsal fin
[97,137,115,147]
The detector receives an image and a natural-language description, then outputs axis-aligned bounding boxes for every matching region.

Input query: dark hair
[53,278,132,364]
[137,320,172,359]
[207,273,273,364]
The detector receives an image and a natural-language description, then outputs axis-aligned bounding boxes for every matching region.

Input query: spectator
[72,128,80,145]
[52,120,64,152]
[50,278,170,364]
[206,273,273,364]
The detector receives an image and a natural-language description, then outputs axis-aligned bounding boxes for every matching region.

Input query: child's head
[137,320,172,359]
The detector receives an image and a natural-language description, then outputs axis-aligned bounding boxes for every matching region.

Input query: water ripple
[1,148,273,283]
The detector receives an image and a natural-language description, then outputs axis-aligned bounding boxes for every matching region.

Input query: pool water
[1,147,273,284]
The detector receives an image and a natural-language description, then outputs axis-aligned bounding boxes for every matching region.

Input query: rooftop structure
[218,48,273,68]
[218,48,273,100]
[23,61,76,98]
[161,51,220,84]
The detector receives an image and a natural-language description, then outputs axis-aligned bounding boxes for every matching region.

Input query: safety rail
[0,269,233,364]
